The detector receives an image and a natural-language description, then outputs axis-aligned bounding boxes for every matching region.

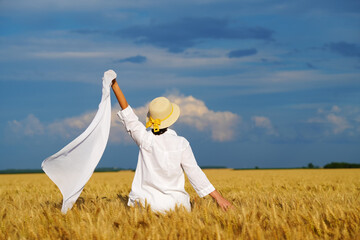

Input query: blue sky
[1,0,359,170]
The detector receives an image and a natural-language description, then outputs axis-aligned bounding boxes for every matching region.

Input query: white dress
[117,106,215,212]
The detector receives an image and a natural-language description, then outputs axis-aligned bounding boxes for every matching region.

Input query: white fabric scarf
[41,70,116,214]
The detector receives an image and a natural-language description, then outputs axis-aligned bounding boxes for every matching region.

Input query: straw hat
[146,97,180,132]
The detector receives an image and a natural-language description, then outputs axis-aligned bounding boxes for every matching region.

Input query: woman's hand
[103,70,117,86]
[209,190,234,211]
[216,195,233,211]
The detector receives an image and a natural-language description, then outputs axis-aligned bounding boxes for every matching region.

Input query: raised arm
[111,79,129,110]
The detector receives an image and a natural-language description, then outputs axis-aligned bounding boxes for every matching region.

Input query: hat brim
[146,103,180,130]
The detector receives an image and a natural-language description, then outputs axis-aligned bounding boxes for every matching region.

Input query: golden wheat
[1,169,359,239]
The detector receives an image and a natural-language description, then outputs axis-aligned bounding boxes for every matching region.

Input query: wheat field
[0,169,359,239]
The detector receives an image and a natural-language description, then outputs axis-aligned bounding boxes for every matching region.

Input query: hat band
[146,106,173,132]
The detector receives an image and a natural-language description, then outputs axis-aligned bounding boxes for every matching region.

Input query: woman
[111,76,232,212]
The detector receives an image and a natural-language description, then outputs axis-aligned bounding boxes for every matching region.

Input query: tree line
[305,162,360,169]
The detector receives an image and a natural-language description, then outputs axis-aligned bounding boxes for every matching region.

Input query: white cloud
[7,93,240,143]
[8,114,45,136]
[47,111,96,138]
[167,94,240,141]
[331,105,341,113]
[7,108,135,144]
[326,113,351,134]
[307,117,324,124]
[251,116,278,136]
[307,105,353,135]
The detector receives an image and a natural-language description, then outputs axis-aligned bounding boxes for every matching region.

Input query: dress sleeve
[117,106,149,147]
[180,141,215,197]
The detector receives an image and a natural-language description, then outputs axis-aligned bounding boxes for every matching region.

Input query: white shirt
[117,106,215,212]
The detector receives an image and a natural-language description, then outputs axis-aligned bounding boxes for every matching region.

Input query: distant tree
[308,163,314,169]
[255,166,259,169]
[324,162,360,168]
